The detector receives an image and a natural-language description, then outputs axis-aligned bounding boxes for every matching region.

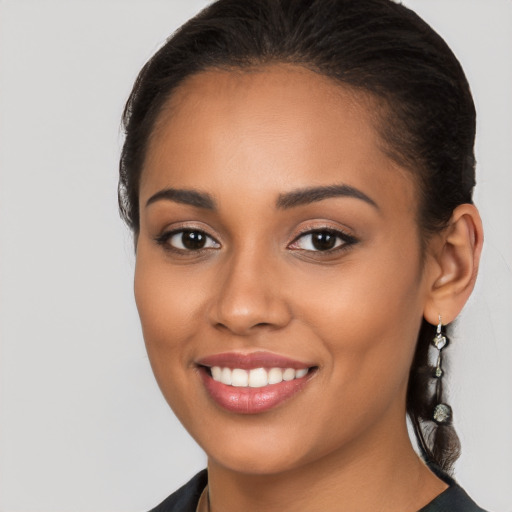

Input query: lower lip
[199,368,313,414]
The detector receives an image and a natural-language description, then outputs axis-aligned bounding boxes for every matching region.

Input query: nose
[208,250,292,336]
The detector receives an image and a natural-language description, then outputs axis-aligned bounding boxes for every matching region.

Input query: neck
[206,410,447,512]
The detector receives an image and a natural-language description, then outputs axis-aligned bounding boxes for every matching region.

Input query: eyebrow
[276,184,379,210]
[145,188,216,210]
[145,183,378,211]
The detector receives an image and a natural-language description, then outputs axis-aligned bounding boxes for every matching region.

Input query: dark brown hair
[119,0,476,473]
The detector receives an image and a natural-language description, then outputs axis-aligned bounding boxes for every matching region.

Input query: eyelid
[154,223,221,253]
[153,221,357,255]
[172,230,220,249]
[290,222,357,241]
[156,221,221,239]
[288,224,358,252]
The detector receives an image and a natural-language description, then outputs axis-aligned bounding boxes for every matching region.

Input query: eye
[289,229,357,252]
[157,229,220,252]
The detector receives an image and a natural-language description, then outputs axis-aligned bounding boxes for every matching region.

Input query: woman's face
[135,65,433,475]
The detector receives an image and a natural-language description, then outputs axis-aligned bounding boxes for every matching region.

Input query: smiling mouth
[205,366,311,387]
[197,358,318,414]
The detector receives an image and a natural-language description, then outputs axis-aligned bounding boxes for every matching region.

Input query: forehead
[150,64,381,158]
[142,64,416,214]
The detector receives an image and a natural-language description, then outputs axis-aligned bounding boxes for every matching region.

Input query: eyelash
[154,226,358,255]
[155,228,220,254]
[288,227,358,254]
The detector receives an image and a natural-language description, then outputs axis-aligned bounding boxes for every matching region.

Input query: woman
[119,0,486,510]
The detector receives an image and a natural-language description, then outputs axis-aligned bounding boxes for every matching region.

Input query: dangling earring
[432,316,452,424]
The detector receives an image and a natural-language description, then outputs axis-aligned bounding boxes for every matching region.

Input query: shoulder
[148,470,208,512]
[419,483,489,512]
[420,466,489,512]
[147,468,490,512]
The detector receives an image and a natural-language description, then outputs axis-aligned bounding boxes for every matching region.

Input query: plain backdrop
[0,1,511,511]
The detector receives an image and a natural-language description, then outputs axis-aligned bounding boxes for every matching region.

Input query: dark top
[149,469,489,512]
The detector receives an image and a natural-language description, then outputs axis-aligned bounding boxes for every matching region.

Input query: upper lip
[196,351,315,370]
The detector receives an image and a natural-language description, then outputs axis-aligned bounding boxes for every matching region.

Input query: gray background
[0,1,510,510]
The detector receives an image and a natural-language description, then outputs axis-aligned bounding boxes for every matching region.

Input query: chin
[190,412,332,476]
[208,445,307,476]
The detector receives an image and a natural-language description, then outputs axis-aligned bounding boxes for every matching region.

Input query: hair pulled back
[119,0,476,474]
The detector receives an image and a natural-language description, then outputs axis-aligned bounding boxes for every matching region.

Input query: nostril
[213,322,229,332]
[214,320,282,334]
[208,288,293,335]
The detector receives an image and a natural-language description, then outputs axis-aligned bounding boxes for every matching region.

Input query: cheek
[133,246,201,380]
[133,247,215,431]
[295,250,423,331]
[135,240,205,328]
[291,246,425,405]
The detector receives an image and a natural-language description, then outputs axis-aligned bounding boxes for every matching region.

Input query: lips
[196,352,316,414]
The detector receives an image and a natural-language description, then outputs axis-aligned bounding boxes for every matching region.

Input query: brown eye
[310,232,337,251]
[181,230,206,250]
[288,229,358,253]
[165,229,220,251]
[292,230,343,252]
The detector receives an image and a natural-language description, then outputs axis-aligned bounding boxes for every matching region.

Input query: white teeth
[268,367,283,384]
[295,368,308,378]
[211,366,222,381]
[249,368,268,388]
[231,368,249,387]
[210,366,310,387]
[220,367,232,385]
[283,368,295,381]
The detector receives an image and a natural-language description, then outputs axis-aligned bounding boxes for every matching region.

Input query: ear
[423,204,484,326]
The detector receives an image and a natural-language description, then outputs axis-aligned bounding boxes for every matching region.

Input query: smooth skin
[134,65,483,512]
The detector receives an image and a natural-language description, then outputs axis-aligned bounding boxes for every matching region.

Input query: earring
[432,316,452,424]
